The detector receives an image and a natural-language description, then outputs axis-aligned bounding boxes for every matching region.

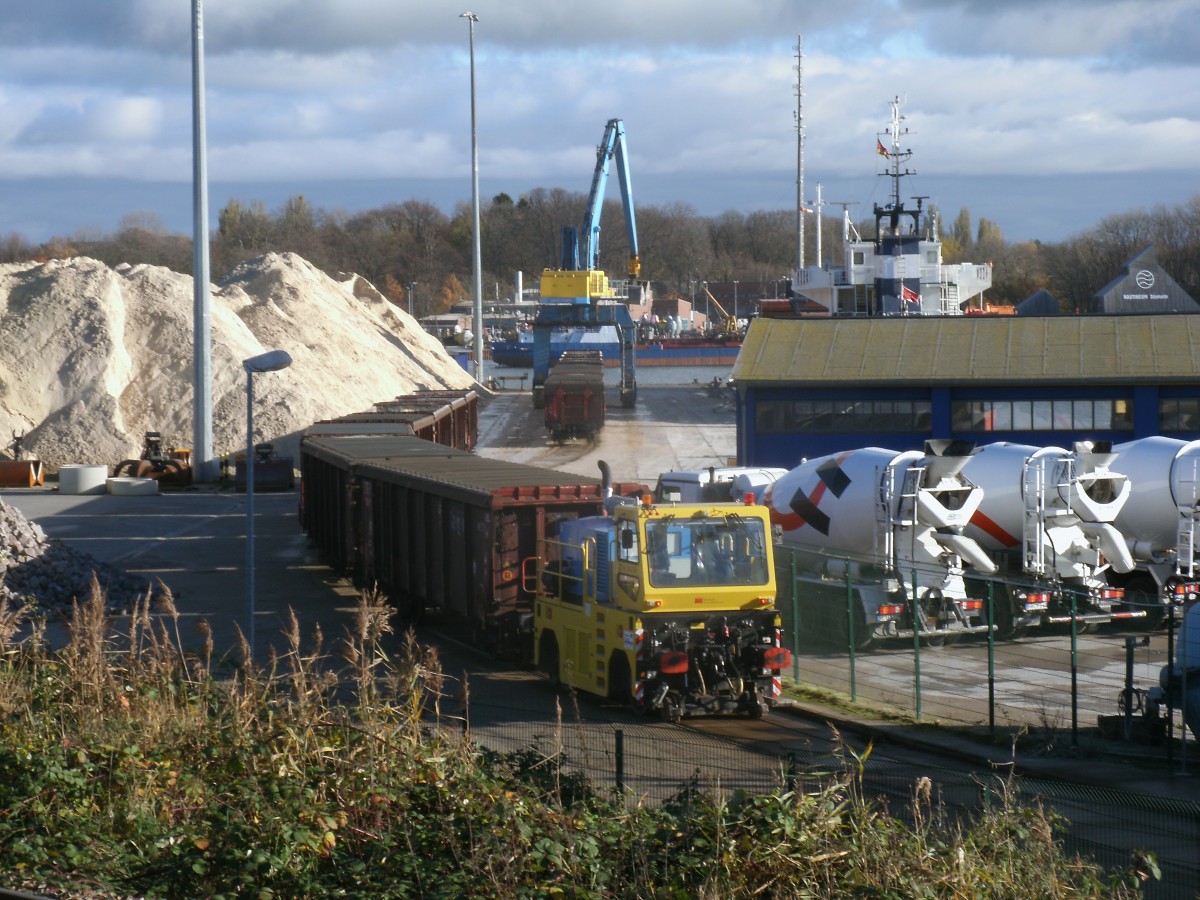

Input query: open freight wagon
[299,432,645,659]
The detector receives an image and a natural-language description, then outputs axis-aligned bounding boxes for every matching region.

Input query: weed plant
[0,581,1158,898]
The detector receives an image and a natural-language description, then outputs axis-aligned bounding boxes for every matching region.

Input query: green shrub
[0,586,1155,899]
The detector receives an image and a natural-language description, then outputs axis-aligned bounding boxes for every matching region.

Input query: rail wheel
[659,694,681,724]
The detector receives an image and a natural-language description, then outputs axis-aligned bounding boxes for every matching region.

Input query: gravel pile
[0,499,149,615]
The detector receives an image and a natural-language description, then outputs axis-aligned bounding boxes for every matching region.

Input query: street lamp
[408,281,418,317]
[461,11,484,383]
[733,280,739,325]
[243,349,292,657]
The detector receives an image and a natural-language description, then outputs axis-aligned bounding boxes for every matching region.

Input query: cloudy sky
[2,0,1199,246]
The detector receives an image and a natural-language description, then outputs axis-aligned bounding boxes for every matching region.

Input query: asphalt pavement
[1,485,362,662]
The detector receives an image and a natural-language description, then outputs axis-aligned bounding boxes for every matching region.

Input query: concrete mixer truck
[1105,436,1200,627]
[960,441,1141,636]
[761,440,996,648]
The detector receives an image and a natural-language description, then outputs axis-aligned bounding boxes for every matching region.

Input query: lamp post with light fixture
[243,349,292,655]
[460,11,484,382]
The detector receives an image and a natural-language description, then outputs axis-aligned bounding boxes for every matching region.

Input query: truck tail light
[877,604,904,617]
[1101,588,1124,600]
[959,600,983,611]
[762,647,791,670]
[660,651,689,675]
[1023,592,1050,610]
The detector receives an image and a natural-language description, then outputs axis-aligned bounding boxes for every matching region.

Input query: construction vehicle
[762,440,996,648]
[702,286,741,337]
[1105,436,1200,626]
[533,118,644,410]
[533,462,791,721]
[234,442,295,492]
[961,441,1142,635]
[0,431,43,487]
[113,432,192,487]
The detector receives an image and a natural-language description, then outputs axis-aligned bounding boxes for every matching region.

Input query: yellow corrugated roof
[731,315,1200,384]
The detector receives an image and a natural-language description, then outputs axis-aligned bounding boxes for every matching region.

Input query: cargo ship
[488,326,741,368]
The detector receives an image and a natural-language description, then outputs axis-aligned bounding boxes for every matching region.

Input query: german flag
[876,138,889,158]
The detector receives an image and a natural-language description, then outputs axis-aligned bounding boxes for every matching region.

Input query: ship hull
[489,337,741,368]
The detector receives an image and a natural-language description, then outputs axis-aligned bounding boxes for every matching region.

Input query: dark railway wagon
[306,389,478,450]
[299,431,647,658]
[543,350,605,441]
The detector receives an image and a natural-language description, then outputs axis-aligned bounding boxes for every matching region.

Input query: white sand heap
[0,253,476,471]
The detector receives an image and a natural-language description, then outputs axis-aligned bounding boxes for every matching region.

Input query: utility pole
[795,34,805,270]
[461,11,484,383]
[191,0,214,483]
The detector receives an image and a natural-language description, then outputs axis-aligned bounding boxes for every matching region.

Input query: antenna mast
[795,34,805,270]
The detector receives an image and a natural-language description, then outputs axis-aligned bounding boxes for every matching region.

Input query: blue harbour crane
[533,118,644,409]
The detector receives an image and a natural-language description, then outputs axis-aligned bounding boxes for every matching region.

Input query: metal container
[300,428,646,659]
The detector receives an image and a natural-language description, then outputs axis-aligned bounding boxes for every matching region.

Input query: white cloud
[1,0,1200,241]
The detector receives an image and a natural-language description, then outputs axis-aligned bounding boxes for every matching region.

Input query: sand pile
[0,253,475,470]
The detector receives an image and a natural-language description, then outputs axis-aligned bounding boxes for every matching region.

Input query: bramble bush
[0,581,1157,898]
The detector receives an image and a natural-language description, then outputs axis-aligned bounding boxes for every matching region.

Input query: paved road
[476,385,738,482]
[1,486,361,660]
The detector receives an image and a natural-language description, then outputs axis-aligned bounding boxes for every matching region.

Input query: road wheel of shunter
[608,653,632,706]
[539,633,561,690]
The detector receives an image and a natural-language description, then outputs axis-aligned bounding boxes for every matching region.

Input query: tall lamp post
[460,11,485,383]
[243,349,293,657]
[733,280,739,327]
[408,281,418,317]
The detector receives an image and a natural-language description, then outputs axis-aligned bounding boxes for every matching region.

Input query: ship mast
[874,96,920,241]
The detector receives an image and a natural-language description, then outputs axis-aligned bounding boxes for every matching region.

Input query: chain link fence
[774,549,1199,767]
[458,691,1199,900]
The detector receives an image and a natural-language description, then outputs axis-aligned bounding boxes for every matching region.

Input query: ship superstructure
[788,97,992,317]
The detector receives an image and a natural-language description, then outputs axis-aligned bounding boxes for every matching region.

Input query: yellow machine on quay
[531,463,791,721]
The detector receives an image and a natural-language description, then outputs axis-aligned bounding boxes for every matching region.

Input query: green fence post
[791,549,800,685]
[912,567,922,721]
[987,580,996,743]
[615,728,625,797]
[1070,590,1079,749]
[846,566,856,703]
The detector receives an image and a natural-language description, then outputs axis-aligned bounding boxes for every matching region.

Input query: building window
[950,399,1134,433]
[1161,398,1200,432]
[755,399,932,434]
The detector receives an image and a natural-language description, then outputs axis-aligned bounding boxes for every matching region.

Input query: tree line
[3,189,1200,319]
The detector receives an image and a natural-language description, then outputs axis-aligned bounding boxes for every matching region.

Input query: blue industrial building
[731,314,1200,469]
